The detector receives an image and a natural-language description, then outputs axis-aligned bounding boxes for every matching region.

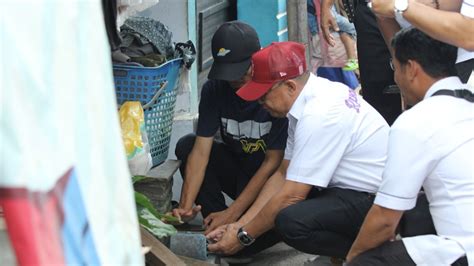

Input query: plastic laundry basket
[114,58,183,167]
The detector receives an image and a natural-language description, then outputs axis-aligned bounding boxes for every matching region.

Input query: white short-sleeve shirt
[284,74,389,193]
[374,77,474,265]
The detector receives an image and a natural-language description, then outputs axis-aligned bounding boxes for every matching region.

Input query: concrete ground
[167,119,332,266]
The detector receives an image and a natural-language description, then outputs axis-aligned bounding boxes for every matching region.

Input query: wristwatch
[237,227,255,246]
[394,0,409,13]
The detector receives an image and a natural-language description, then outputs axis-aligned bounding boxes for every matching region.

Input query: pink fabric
[311,0,347,70]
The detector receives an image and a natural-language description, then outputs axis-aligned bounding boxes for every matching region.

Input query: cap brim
[208,59,251,81]
[236,80,274,101]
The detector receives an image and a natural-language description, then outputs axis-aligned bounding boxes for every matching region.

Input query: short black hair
[391,27,457,78]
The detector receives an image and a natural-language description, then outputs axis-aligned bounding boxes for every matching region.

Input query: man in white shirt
[347,28,473,266]
[206,41,390,259]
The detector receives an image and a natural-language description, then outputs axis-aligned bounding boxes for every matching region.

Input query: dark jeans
[175,133,280,255]
[274,187,375,258]
[348,240,416,266]
[349,192,467,265]
[348,240,468,266]
[456,58,474,84]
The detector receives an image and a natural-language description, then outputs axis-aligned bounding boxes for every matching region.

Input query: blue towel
[317,67,359,90]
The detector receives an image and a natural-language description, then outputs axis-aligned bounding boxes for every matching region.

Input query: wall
[140,0,194,117]
[140,0,188,44]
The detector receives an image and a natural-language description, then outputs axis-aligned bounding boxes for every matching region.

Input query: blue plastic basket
[114,58,183,167]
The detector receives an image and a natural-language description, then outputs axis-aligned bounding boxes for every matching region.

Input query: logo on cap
[217,48,231,56]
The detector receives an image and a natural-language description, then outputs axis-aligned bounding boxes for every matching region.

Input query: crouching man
[207,41,390,260]
[347,28,474,266]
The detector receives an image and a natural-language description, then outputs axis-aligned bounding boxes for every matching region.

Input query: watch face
[237,228,255,246]
[395,0,409,12]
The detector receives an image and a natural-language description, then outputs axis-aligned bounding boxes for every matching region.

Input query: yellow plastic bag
[119,101,152,175]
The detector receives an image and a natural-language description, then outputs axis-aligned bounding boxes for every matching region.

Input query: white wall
[140,0,194,117]
[140,0,188,43]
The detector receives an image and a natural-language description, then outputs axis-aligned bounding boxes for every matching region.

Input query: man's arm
[235,159,289,226]
[346,204,404,262]
[375,0,463,55]
[205,159,288,242]
[403,0,473,50]
[376,16,401,56]
[372,0,473,50]
[371,0,462,18]
[203,149,284,233]
[207,177,312,254]
[244,180,313,238]
[173,136,214,221]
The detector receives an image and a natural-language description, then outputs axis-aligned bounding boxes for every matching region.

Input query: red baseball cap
[236,41,307,101]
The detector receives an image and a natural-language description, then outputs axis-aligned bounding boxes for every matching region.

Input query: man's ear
[406,59,419,82]
[285,79,298,95]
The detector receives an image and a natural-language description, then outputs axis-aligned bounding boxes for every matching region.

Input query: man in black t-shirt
[172,21,288,252]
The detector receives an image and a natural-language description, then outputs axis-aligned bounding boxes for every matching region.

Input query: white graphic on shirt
[220,118,272,153]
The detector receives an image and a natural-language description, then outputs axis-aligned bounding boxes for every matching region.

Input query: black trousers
[348,240,416,266]
[175,133,263,218]
[354,3,402,126]
[398,192,436,237]
[347,194,434,266]
[349,192,467,265]
[348,240,468,266]
[175,133,280,255]
[274,187,375,258]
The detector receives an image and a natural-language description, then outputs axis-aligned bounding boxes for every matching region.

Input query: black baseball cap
[208,21,261,81]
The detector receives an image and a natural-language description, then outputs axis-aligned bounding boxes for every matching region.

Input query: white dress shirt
[374,77,474,265]
[284,74,389,193]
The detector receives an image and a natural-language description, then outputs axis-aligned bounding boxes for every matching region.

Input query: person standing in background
[321,0,402,125]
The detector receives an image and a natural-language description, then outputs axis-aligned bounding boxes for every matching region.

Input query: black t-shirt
[197,80,288,157]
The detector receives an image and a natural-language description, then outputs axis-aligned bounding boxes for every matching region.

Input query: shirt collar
[288,73,317,120]
[424,76,465,99]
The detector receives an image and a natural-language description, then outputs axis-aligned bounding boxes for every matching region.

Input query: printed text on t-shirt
[345,89,360,113]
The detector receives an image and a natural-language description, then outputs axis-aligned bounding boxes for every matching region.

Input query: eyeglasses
[389,58,395,71]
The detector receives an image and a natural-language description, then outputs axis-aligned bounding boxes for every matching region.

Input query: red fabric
[237,42,307,101]
[0,169,70,265]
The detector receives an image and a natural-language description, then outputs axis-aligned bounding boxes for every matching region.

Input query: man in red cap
[207,41,389,259]
[172,21,287,254]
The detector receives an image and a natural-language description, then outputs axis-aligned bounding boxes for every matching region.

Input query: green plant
[133,176,181,238]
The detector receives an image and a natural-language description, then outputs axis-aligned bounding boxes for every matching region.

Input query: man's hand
[346,249,360,263]
[171,205,202,223]
[320,6,339,46]
[205,224,228,243]
[371,0,397,18]
[203,209,239,234]
[207,223,244,255]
